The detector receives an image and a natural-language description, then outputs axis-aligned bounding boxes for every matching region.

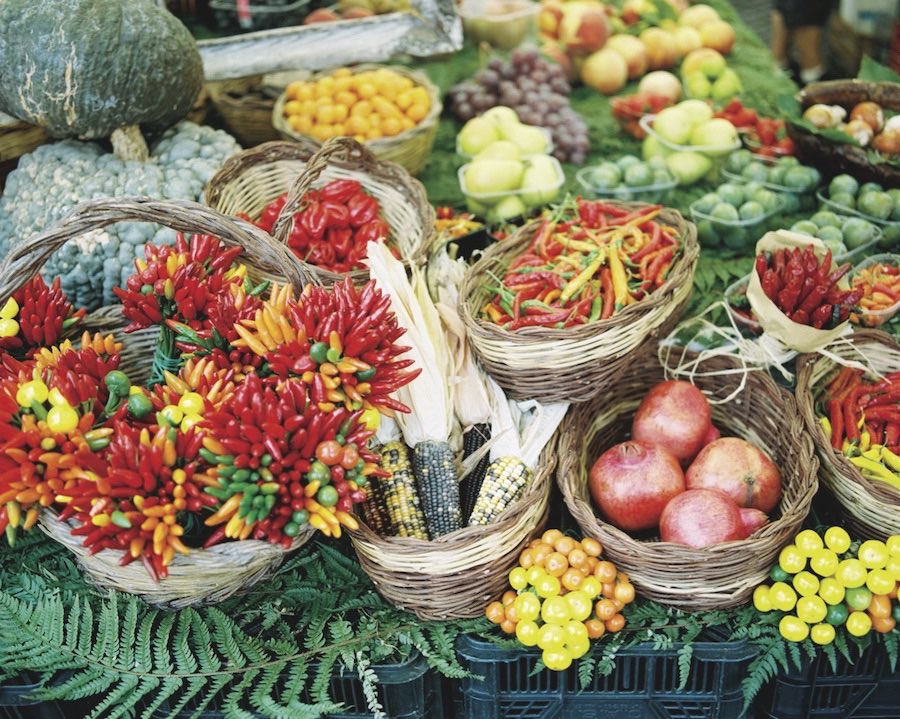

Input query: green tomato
[104,370,130,397]
[307,461,331,485]
[316,485,339,507]
[127,393,153,419]
[310,341,329,364]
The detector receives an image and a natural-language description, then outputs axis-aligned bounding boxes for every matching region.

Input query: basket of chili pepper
[0,197,419,608]
[848,254,900,328]
[796,330,900,540]
[557,348,818,610]
[205,137,434,285]
[458,198,699,403]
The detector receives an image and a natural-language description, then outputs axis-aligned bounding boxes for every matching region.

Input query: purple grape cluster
[448,48,591,164]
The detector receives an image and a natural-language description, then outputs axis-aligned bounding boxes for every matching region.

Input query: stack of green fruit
[690,181,782,250]
[576,154,677,204]
[819,174,900,249]
[790,211,881,260]
[723,150,821,212]
[458,108,563,222]
[753,527,900,644]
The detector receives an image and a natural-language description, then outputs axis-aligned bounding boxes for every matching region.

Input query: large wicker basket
[204,137,434,284]
[207,76,281,148]
[458,205,699,403]
[272,64,441,176]
[557,350,818,610]
[348,439,558,621]
[796,330,900,540]
[0,197,318,609]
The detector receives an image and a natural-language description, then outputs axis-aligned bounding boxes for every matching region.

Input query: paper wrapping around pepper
[746,230,850,354]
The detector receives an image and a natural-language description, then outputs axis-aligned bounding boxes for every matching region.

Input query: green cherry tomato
[104,370,130,397]
[770,564,791,583]
[292,510,310,525]
[283,522,300,538]
[316,485,339,507]
[307,461,331,485]
[310,342,329,364]
[825,602,850,626]
[46,405,78,434]
[127,393,153,419]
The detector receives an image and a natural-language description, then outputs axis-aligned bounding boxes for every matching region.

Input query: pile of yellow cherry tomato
[485,529,636,671]
[281,67,432,143]
[753,526,900,644]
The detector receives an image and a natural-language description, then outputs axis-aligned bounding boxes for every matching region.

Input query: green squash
[0,0,203,142]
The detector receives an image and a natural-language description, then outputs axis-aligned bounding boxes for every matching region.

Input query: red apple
[589,440,685,532]
[685,437,782,512]
[606,34,648,80]
[699,19,736,55]
[632,380,712,463]
[659,489,746,547]
[640,28,679,70]
[581,48,628,95]
[560,2,611,55]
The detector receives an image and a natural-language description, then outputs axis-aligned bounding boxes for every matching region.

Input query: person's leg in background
[771,0,834,83]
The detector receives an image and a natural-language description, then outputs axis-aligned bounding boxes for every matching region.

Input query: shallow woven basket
[208,77,281,148]
[0,196,318,609]
[204,137,434,284]
[458,204,699,403]
[272,64,441,176]
[348,439,558,621]
[557,351,818,611]
[796,330,900,540]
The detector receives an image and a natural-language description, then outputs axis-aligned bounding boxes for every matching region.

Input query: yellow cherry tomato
[565,636,591,660]
[795,529,825,556]
[15,379,49,408]
[885,555,900,582]
[563,620,588,644]
[796,595,827,624]
[0,318,19,338]
[47,387,67,407]
[886,535,900,556]
[541,596,571,624]
[778,615,810,642]
[792,571,820,597]
[526,566,546,586]
[824,526,851,553]
[580,576,602,599]
[565,590,593,622]
[46,405,78,434]
[177,392,205,415]
[509,567,528,590]
[779,545,807,574]
[817,577,845,605]
[513,592,541,622]
[835,558,868,588]
[845,611,872,637]
[537,623,565,651]
[180,414,203,433]
[515,619,540,647]
[865,568,895,596]
[769,581,798,612]
[542,647,573,671]
[858,540,889,570]
[753,585,773,612]
[0,297,19,320]
[810,548,839,577]
[810,623,836,645]
[160,405,184,426]
[535,574,561,599]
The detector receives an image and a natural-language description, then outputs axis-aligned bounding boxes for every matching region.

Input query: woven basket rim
[556,351,818,609]
[795,330,900,510]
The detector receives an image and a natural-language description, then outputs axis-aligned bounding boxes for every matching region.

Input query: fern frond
[139,676,182,719]
[676,643,693,690]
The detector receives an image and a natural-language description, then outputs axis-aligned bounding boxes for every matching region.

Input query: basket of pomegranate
[557,348,818,610]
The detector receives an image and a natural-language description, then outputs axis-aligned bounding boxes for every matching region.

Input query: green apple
[642,134,673,160]
[474,140,522,162]
[683,71,712,100]
[653,106,693,145]
[711,68,743,102]
[465,197,494,215]
[458,117,500,156]
[666,151,713,185]
[488,195,528,222]
[677,99,714,126]
[689,118,738,154]
[463,159,525,196]
[501,124,550,155]
[519,155,561,206]
[482,105,520,127]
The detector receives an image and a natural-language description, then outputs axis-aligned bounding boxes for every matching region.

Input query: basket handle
[271,136,380,245]
[0,196,319,301]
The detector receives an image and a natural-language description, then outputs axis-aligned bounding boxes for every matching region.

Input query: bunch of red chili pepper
[480,199,682,331]
[0,275,85,356]
[754,245,862,330]
[849,259,900,327]
[250,180,392,273]
[817,367,900,492]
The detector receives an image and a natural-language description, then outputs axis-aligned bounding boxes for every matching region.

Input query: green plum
[716,183,745,207]
[828,174,859,197]
[841,217,878,249]
[810,211,842,228]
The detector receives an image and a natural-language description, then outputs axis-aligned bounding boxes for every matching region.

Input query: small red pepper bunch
[114,233,245,333]
[755,246,862,329]
[0,276,85,357]
[819,366,900,455]
[611,93,673,139]
[849,260,900,326]
[715,100,794,156]
[252,180,393,273]
[232,278,421,415]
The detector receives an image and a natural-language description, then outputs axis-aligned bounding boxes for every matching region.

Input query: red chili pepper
[863,406,900,423]
[354,218,390,246]
[755,254,769,282]
[828,399,844,450]
[319,179,361,204]
[811,303,832,329]
[300,202,329,243]
[886,422,900,447]
[347,193,380,227]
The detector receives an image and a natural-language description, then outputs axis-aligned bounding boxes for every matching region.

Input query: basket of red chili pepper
[0,197,420,608]
[205,137,434,285]
[458,198,699,403]
[796,331,900,540]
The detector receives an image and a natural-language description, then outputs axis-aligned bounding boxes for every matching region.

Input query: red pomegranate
[632,380,712,463]
[685,437,782,512]
[659,488,746,548]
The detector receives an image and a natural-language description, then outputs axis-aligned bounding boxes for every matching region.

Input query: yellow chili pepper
[608,244,632,308]
[560,250,606,304]
[204,494,244,526]
[849,456,900,489]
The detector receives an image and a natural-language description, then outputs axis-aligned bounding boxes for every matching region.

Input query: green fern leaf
[162,674,210,719]
[280,657,310,706]
[882,632,898,671]
[139,676,182,719]
[120,598,140,670]
[98,594,122,664]
[188,609,221,672]
[86,674,140,719]
[37,667,112,701]
[577,653,596,690]
[103,675,161,719]
[174,611,199,675]
[208,607,248,666]
[222,672,260,719]
[676,643,694,690]
[135,613,156,672]
[154,613,177,674]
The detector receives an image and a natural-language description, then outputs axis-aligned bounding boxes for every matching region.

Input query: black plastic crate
[0,674,67,719]
[456,632,758,719]
[151,650,442,719]
[757,638,900,719]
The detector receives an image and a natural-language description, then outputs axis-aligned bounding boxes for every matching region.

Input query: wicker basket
[458,205,700,403]
[348,439,558,621]
[272,64,441,176]
[0,196,318,609]
[557,351,819,611]
[204,137,434,284]
[208,77,281,148]
[796,330,900,540]
[0,111,50,162]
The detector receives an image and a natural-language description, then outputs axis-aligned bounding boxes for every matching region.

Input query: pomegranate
[659,489,746,547]
[700,423,721,448]
[632,380,712,463]
[739,507,769,537]
[685,437,782,512]
[589,440,685,532]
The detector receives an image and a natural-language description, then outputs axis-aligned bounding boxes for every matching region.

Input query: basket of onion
[556,348,818,610]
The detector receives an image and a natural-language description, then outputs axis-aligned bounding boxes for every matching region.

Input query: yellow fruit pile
[282,67,432,143]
